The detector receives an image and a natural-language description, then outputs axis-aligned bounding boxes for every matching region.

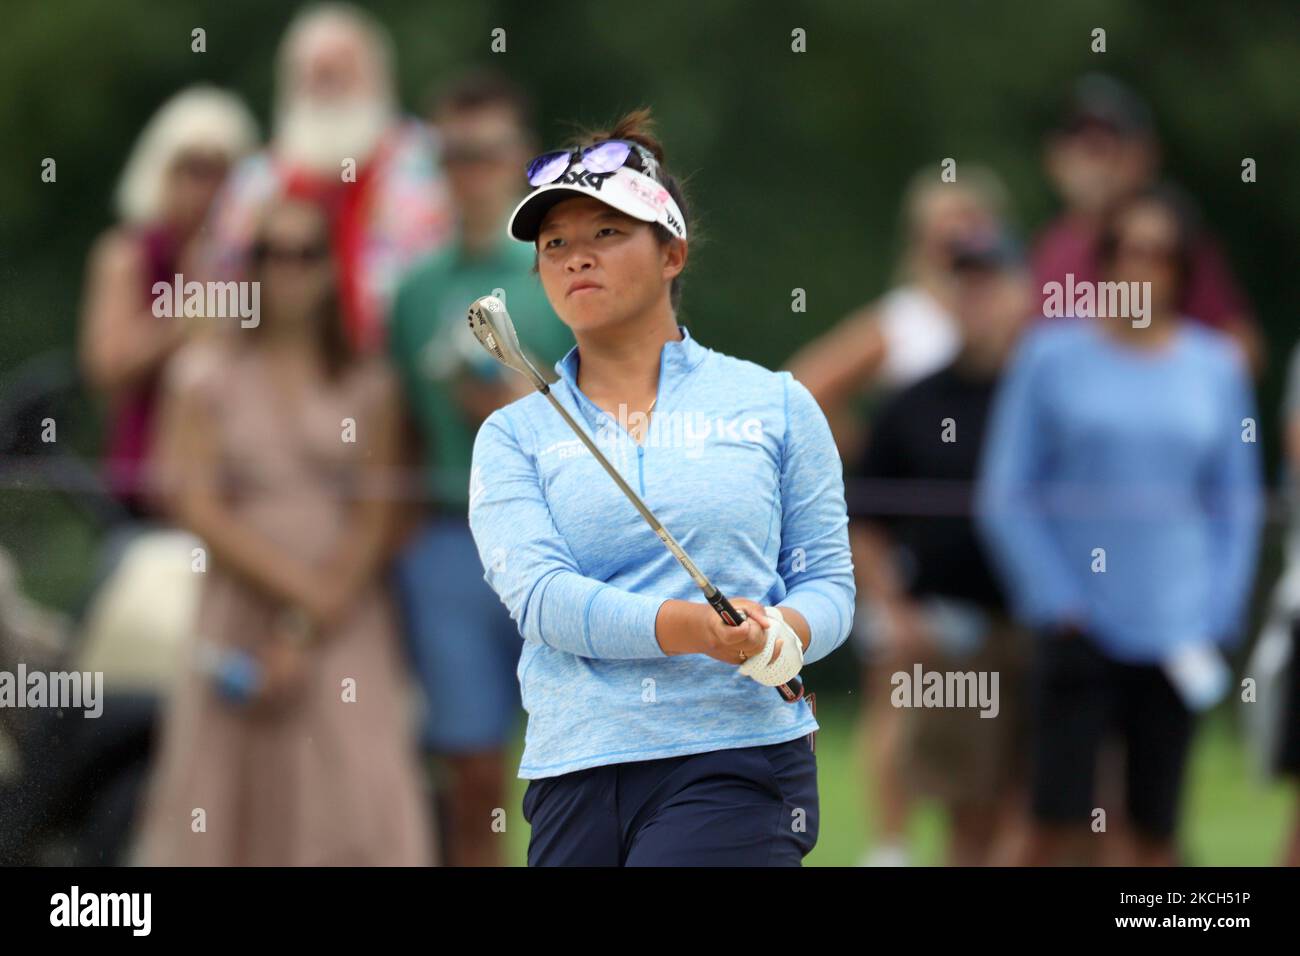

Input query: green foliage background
[3,0,1296,377]
[0,1,1296,864]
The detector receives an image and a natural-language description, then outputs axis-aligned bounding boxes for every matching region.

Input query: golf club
[467,294,803,703]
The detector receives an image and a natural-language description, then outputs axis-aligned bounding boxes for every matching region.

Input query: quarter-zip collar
[553,324,706,429]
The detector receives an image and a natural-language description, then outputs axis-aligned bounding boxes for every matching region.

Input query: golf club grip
[707,591,804,703]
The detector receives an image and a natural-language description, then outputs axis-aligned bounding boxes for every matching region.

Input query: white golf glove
[739,606,804,687]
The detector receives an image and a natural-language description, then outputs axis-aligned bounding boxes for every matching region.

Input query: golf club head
[467,295,544,386]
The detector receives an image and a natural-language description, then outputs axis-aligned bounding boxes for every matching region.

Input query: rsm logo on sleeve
[50,886,151,936]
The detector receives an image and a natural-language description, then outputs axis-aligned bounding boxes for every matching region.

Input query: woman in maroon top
[79,85,258,515]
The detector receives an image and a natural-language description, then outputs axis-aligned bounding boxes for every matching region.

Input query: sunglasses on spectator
[173,153,230,181]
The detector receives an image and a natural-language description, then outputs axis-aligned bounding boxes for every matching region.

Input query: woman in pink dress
[134,195,433,865]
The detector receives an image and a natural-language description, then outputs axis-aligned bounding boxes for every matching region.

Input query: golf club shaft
[538,385,803,703]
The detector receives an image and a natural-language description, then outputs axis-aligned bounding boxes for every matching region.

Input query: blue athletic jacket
[468,325,855,778]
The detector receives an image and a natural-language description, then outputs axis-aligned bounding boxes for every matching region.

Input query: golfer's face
[535,196,669,332]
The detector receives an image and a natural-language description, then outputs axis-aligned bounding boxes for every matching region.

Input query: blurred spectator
[1272,342,1300,865]
[388,70,573,867]
[1032,73,1262,370]
[977,185,1263,865]
[850,229,1032,866]
[204,2,452,354]
[134,196,431,865]
[788,167,1007,867]
[17,79,259,861]
[79,85,258,516]
[786,166,1008,466]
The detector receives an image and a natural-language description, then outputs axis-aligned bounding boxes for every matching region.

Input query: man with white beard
[204,3,452,352]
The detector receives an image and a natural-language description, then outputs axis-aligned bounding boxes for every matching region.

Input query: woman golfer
[468,109,855,866]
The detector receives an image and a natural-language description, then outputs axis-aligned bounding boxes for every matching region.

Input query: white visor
[507,165,687,243]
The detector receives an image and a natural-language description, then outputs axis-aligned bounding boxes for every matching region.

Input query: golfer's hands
[655,597,783,666]
[739,605,805,687]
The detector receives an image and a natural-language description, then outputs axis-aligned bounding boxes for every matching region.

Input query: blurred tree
[0,0,1296,473]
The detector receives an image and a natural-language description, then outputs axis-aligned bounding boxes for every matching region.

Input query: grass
[499,699,1294,866]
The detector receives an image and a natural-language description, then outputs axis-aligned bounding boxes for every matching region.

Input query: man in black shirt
[851,229,1032,866]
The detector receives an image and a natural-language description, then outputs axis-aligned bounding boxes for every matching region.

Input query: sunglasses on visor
[525,139,660,187]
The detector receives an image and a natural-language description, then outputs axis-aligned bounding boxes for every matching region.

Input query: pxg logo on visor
[549,167,616,191]
[508,138,687,243]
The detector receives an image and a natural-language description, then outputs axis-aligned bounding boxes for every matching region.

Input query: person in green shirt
[388,71,573,867]
[389,222,571,507]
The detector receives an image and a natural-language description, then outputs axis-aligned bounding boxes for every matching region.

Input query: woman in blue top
[976,184,1263,865]
[467,109,855,866]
